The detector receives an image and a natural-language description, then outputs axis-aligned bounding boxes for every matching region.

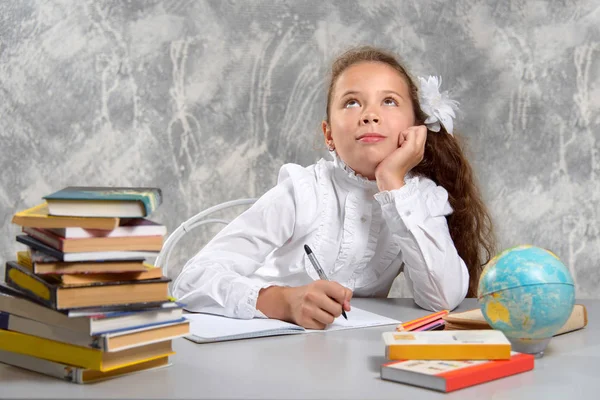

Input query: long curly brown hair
[325,46,496,297]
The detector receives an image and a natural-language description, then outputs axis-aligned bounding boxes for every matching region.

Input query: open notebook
[184,306,400,343]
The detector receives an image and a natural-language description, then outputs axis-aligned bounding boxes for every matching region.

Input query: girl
[173,46,495,329]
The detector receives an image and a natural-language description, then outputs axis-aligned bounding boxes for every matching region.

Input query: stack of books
[0,186,189,384]
[380,327,535,392]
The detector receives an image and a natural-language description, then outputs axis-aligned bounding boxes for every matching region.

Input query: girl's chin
[340,151,391,178]
[344,162,378,180]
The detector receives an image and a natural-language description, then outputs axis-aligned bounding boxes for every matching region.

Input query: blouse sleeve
[374,176,469,311]
[172,164,319,319]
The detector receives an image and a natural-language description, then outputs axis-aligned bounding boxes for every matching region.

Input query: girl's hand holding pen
[284,281,352,330]
[256,282,352,330]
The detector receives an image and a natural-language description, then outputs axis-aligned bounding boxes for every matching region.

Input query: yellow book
[382,330,511,360]
[11,203,119,230]
[0,350,171,384]
[0,329,174,372]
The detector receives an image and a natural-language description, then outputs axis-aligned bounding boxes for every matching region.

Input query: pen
[303,244,348,320]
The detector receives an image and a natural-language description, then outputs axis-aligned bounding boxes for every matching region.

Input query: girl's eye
[344,99,360,108]
[383,97,398,106]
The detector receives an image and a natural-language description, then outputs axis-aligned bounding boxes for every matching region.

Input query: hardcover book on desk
[381,352,535,392]
[383,330,512,360]
[16,235,159,262]
[47,218,167,239]
[43,186,162,218]
[11,203,120,230]
[0,350,171,384]
[22,227,164,253]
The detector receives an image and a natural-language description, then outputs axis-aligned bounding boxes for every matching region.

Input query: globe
[477,245,575,357]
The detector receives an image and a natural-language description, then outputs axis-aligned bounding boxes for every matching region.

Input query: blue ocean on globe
[478,245,575,343]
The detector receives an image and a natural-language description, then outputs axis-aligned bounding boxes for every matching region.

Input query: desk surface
[1,298,599,399]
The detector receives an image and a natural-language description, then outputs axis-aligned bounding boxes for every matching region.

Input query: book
[11,203,119,230]
[0,312,189,352]
[443,305,588,336]
[0,285,184,335]
[16,235,158,262]
[0,329,174,372]
[22,227,164,253]
[380,352,535,392]
[5,261,170,310]
[47,218,167,239]
[185,307,400,343]
[382,330,511,360]
[17,250,148,275]
[43,186,162,218]
[49,266,163,286]
[0,350,171,384]
[59,300,182,319]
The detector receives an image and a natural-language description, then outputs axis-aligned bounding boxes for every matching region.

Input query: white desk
[1,298,598,399]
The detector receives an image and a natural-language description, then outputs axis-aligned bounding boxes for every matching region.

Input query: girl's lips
[357,135,386,143]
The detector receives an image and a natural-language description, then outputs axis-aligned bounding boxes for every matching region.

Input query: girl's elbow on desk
[414,282,468,312]
[415,295,464,313]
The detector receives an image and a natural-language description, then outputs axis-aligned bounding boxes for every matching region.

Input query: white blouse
[172,153,469,319]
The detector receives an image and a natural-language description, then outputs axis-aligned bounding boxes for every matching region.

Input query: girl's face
[323,61,416,180]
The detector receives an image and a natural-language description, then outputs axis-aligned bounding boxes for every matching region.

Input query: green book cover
[43,187,162,217]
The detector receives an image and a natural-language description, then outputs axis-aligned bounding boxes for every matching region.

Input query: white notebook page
[184,306,400,343]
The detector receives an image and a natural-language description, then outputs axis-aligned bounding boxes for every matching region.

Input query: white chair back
[155,198,257,280]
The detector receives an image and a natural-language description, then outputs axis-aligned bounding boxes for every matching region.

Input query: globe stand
[508,337,552,358]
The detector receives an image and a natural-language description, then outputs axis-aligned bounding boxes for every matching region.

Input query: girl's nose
[361,112,380,125]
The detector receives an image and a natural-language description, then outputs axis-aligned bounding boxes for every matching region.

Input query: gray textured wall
[1,1,599,298]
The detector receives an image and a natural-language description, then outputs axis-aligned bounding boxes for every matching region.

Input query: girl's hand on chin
[374,125,427,191]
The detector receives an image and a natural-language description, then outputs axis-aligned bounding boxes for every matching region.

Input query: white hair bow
[418,76,459,135]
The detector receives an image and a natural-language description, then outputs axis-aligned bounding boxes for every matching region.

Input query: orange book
[17,251,148,275]
[55,264,163,285]
[381,352,534,392]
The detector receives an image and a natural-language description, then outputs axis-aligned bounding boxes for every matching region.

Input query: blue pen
[304,244,348,320]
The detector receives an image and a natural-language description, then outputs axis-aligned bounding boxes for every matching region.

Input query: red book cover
[381,352,534,392]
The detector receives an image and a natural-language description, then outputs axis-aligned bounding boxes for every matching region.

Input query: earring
[327,142,335,151]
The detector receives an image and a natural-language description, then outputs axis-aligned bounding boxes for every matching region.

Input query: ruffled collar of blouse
[330,151,379,190]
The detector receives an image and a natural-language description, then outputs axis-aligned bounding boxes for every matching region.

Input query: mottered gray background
[1,1,599,298]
